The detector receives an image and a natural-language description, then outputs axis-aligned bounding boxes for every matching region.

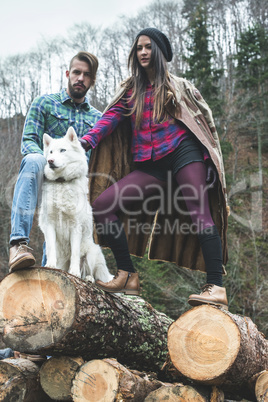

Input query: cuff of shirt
[81,134,96,149]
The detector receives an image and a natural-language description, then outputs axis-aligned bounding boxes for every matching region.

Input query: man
[9,51,101,272]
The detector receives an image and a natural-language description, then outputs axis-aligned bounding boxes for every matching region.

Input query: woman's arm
[81,99,128,150]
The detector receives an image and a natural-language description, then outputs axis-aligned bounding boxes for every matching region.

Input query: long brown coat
[88,75,228,274]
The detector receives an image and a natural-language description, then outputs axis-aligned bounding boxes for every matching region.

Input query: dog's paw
[68,270,81,278]
[45,262,57,269]
[84,275,95,283]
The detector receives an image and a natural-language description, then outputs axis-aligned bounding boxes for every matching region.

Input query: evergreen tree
[234,24,268,169]
[183,0,223,117]
[234,24,268,101]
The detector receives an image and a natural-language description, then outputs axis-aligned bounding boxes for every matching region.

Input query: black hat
[136,27,173,62]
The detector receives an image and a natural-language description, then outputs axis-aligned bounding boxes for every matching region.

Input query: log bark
[0,267,173,373]
[71,358,166,401]
[167,305,268,390]
[0,357,52,402]
[39,355,84,401]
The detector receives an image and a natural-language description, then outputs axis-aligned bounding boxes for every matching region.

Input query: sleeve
[21,96,47,156]
[81,98,127,148]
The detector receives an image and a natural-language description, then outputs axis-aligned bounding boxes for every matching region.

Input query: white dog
[39,127,113,283]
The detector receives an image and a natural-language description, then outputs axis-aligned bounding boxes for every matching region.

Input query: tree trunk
[71,358,166,401]
[0,358,52,402]
[0,267,173,373]
[39,355,84,401]
[167,305,268,390]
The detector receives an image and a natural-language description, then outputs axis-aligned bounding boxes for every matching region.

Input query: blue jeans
[0,348,14,359]
[10,153,46,245]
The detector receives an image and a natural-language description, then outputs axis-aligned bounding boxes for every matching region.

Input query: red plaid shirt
[83,83,191,162]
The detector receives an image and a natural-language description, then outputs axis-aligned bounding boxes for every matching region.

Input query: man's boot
[96,270,140,295]
[9,242,36,273]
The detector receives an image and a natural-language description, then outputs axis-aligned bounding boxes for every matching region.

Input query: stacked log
[71,358,167,401]
[144,384,216,401]
[0,268,267,401]
[39,356,84,401]
[0,357,52,401]
[0,267,172,373]
[167,305,268,399]
[249,371,268,402]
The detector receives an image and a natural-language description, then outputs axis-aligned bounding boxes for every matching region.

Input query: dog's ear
[43,133,52,148]
[66,127,78,142]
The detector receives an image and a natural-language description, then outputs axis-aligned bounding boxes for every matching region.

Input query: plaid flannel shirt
[21,88,102,156]
[82,83,190,162]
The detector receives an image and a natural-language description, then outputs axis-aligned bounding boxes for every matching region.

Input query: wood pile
[0,267,267,401]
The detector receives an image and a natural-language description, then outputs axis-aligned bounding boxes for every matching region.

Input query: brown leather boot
[95,270,140,295]
[9,242,36,273]
[188,284,228,310]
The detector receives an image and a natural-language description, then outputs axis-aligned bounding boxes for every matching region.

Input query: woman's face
[136,35,152,71]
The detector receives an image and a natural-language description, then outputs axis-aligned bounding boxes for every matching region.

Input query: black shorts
[134,136,205,182]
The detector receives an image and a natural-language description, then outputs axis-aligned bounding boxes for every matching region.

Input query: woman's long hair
[123,37,179,128]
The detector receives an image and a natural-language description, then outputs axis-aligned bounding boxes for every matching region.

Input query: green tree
[230,24,268,330]
[183,0,223,117]
[234,24,268,173]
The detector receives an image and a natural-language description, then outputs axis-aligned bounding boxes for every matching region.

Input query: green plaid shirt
[21,88,102,156]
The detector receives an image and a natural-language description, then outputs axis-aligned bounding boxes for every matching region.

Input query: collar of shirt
[126,81,154,105]
[60,88,90,111]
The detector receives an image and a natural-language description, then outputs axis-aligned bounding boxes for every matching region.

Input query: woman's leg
[174,162,227,308]
[92,170,165,224]
[93,170,165,294]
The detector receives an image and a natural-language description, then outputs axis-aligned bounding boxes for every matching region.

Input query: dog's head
[43,127,88,181]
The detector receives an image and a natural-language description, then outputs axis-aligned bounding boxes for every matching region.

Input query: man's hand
[78,138,91,152]
[205,161,217,189]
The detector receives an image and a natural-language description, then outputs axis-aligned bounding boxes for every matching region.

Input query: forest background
[0,0,267,335]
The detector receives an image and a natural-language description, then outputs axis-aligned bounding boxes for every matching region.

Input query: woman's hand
[78,138,92,152]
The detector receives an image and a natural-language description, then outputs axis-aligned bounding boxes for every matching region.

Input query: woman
[80,28,229,309]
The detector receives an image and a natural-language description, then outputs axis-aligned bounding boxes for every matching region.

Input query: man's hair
[69,51,99,86]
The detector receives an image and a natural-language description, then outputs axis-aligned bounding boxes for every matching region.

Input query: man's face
[66,59,92,103]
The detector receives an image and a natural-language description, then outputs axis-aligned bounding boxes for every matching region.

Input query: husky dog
[39,127,113,282]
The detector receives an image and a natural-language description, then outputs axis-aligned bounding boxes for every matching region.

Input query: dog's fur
[39,127,113,282]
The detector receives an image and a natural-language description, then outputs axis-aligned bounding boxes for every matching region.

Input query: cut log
[210,385,224,402]
[39,355,84,401]
[144,384,207,401]
[71,358,165,401]
[0,267,173,373]
[167,305,268,389]
[0,357,52,401]
[251,370,268,402]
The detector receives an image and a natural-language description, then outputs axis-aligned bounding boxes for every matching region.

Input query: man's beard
[68,81,88,99]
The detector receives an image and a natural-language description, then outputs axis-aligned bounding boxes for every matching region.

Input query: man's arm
[21,96,47,156]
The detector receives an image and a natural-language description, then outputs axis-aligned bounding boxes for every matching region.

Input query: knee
[92,196,104,214]
[21,153,46,173]
[92,193,114,218]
